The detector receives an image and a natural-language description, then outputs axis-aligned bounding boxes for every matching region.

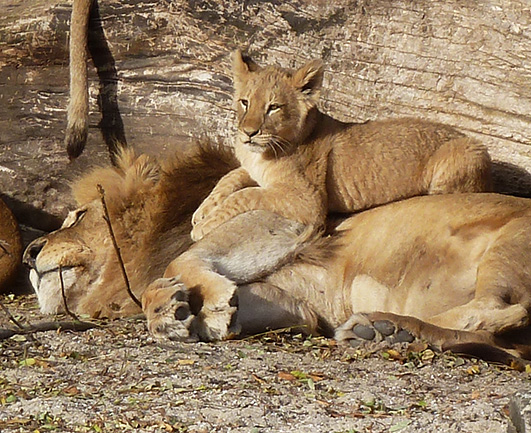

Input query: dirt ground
[0,294,528,433]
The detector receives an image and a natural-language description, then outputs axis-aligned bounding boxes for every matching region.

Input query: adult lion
[0,198,22,293]
[24,145,531,366]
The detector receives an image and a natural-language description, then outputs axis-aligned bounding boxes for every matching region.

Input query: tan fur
[65,0,127,162]
[65,0,92,159]
[23,147,531,363]
[24,144,237,318]
[191,50,492,241]
[0,198,22,293]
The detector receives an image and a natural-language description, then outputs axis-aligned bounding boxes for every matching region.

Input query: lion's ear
[232,50,259,85]
[292,59,323,101]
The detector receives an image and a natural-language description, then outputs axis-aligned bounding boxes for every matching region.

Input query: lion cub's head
[232,50,323,156]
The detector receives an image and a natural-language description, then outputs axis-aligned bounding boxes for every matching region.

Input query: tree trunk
[1,0,530,229]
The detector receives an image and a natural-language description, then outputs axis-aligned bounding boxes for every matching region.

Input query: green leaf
[19,358,36,367]
[290,370,308,380]
[390,420,411,432]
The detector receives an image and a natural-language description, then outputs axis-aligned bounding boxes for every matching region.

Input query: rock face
[0,0,530,227]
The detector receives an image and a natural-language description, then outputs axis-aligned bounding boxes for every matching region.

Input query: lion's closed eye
[62,209,87,229]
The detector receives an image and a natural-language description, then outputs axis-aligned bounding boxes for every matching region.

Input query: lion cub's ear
[232,50,260,85]
[291,59,323,102]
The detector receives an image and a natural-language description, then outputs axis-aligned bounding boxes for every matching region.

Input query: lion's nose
[243,125,259,138]
[23,238,47,269]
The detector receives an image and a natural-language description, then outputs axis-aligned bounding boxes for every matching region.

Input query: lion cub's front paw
[142,277,198,342]
[191,195,220,227]
[190,215,226,242]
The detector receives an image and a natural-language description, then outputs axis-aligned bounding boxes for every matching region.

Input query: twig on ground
[0,297,25,330]
[0,320,100,341]
[0,295,101,341]
[97,184,142,308]
[59,264,80,321]
[242,325,309,341]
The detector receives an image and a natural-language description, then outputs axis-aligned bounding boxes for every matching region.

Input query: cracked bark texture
[0,0,530,230]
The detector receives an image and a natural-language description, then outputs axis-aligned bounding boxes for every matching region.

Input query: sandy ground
[0,294,529,433]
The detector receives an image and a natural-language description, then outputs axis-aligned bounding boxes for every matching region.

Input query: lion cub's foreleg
[192,167,256,227]
[192,184,326,242]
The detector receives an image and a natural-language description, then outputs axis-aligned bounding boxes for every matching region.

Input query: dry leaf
[278,371,296,381]
[407,342,428,353]
[387,349,404,361]
[62,386,80,396]
[466,365,481,375]
[251,374,267,384]
[308,373,325,382]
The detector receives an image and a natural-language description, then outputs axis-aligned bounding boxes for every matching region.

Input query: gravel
[0,295,529,432]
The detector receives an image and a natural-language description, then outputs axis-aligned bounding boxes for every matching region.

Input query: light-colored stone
[508,390,531,433]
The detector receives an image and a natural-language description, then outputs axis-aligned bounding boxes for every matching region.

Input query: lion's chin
[30,266,82,315]
[247,143,267,153]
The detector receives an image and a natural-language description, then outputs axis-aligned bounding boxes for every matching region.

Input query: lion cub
[147,52,492,340]
[191,50,491,240]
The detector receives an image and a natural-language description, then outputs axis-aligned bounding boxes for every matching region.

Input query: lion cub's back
[326,118,477,213]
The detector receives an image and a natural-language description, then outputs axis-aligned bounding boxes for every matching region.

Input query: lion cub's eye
[239,99,248,110]
[267,103,281,114]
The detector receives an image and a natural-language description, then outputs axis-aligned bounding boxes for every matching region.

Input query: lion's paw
[142,277,240,342]
[196,305,240,342]
[191,199,215,227]
[142,277,198,342]
[190,215,224,242]
[335,313,416,348]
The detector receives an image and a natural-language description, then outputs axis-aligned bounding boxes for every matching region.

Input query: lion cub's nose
[243,125,259,138]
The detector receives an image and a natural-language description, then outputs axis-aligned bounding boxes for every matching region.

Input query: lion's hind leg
[425,136,492,194]
[335,312,529,369]
[429,216,531,335]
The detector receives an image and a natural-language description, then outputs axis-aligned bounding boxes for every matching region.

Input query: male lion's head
[24,145,235,319]
[232,50,323,156]
[23,151,163,318]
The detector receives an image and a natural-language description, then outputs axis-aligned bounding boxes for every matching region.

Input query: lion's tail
[66,0,127,164]
[65,0,92,160]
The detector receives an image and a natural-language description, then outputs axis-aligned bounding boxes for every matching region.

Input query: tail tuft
[65,121,88,160]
